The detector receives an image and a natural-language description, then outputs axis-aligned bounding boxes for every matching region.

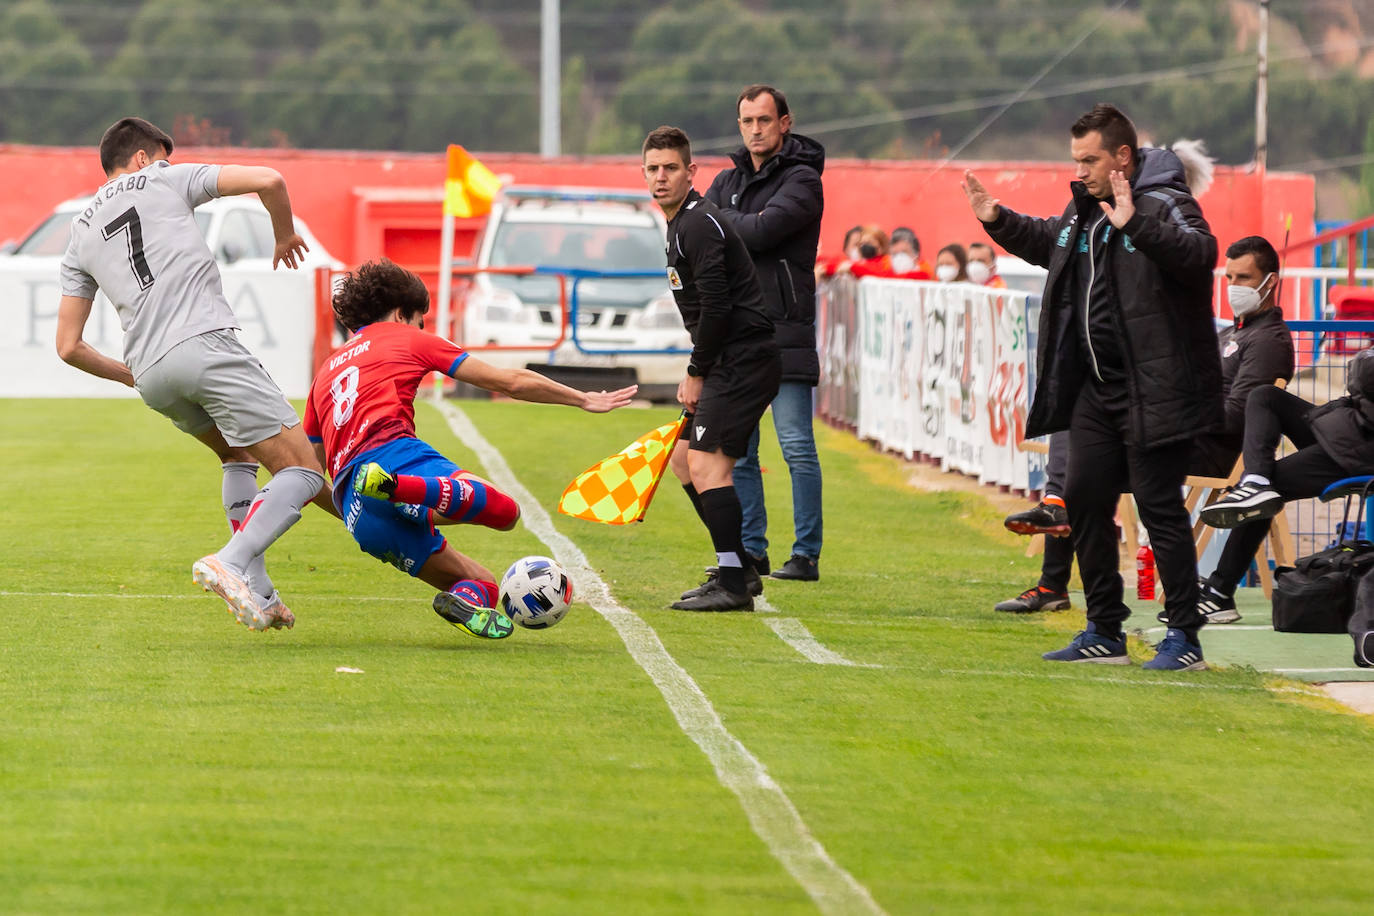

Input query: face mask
[935,264,958,282]
[859,243,879,260]
[845,246,861,261]
[891,252,916,274]
[966,260,992,284]
[1228,273,1274,316]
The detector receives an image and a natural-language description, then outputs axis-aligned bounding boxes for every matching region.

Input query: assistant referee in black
[642,125,781,612]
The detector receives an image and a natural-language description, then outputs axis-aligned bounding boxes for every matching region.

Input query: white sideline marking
[436,401,885,916]
[762,617,881,668]
[755,595,878,667]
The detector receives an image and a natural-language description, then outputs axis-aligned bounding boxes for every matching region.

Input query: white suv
[459,187,690,385]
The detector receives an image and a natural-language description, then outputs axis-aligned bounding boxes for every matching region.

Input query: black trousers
[1039,431,1074,592]
[1065,382,1203,631]
[1208,385,1348,594]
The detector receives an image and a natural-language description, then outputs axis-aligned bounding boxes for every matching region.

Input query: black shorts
[680,337,781,458]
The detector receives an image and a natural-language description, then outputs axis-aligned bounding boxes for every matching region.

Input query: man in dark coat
[962,103,1222,671]
[705,85,825,583]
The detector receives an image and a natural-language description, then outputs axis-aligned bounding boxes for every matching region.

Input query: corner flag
[558,414,687,525]
[443,144,501,219]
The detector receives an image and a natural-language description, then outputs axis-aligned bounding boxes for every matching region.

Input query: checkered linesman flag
[557,413,687,525]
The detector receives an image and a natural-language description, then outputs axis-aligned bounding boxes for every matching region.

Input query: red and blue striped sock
[389,474,519,529]
[448,579,498,609]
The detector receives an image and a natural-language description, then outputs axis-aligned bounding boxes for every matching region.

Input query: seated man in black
[1200,349,1374,605]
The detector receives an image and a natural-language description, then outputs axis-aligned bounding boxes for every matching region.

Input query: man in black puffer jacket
[705,84,825,583]
[962,103,1222,671]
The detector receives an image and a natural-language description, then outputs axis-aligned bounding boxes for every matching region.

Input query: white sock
[1240,474,1271,487]
[221,462,273,599]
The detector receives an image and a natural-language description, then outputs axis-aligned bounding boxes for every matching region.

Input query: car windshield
[490,222,664,272]
[14,214,73,256]
[14,209,215,256]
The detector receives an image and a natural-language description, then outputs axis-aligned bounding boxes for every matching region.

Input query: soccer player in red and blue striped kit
[304,259,637,638]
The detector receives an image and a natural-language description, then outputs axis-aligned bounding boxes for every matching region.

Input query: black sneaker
[670,581,754,612]
[1198,585,1240,624]
[1199,481,1283,529]
[748,552,770,577]
[1157,581,1241,626]
[680,566,763,599]
[994,585,1071,613]
[1354,630,1374,668]
[1004,501,1071,537]
[771,555,819,581]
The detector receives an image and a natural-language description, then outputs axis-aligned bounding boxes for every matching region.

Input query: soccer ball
[499,556,574,629]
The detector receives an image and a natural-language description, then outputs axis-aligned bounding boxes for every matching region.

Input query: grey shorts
[135,329,299,447]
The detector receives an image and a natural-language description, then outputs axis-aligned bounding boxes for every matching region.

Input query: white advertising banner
[0,264,316,398]
[856,278,1033,491]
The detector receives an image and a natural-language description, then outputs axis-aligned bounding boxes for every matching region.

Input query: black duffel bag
[1271,540,1374,633]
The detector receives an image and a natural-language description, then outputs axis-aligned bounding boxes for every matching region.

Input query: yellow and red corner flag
[443,144,502,219]
[558,413,687,525]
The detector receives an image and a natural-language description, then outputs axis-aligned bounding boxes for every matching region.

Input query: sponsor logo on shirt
[668,267,683,290]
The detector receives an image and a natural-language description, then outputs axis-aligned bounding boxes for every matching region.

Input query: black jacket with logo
[984,146,1222,447]
[705,133,824,384]
[664,189,773,375]
[1190,306,1296,476]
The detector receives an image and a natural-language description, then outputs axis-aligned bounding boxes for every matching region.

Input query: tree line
[3,0,1373,180]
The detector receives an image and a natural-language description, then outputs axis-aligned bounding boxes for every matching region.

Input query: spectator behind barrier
[967,242,1007,288]
[818,224,863,280]
[889,227,932,279]
[934,243,968,283]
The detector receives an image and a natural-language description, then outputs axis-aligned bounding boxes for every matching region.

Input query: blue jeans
[732,382,823,560]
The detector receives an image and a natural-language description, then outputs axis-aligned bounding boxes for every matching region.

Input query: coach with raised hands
[961,103,1222,671]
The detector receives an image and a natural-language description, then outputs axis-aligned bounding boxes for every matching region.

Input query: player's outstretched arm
[55,295,134,387]
[455,356,638,412]
[216,165,309,270]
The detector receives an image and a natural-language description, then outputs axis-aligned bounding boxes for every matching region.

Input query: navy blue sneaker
[1142,628,1206,671]
[1042,622,1130,664]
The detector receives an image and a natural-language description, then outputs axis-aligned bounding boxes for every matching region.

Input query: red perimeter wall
[0,143,1314,273]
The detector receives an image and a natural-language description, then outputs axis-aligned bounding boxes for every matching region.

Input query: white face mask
[845,246,861,262]
[891,252,916,274]
[966,260,992,284]
[935,264,959,282]
[1228,273,1274,316]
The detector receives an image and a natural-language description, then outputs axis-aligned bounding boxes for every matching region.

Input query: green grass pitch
[1,397,1371,914]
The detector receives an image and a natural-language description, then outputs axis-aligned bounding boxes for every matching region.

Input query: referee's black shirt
[664,189,774,374]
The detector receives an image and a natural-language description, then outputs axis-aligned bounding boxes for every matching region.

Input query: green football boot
[352,462,397,500]
[432,590,514,640]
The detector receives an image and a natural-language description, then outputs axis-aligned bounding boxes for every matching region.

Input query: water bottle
[1136,544,1155,600]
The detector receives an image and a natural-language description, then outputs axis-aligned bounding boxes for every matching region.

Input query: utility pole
[540,0,561,157]
[1256,0,1269,176]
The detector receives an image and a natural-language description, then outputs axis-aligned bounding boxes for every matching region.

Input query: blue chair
[1319,475,1374,544]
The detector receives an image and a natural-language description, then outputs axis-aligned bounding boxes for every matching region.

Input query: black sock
[682,483,708,525]
[698,485,747,594]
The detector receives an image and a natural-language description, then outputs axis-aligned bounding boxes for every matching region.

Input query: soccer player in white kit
[55,117,327,632]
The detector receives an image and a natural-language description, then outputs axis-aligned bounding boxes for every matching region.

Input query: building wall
[0,144,1315,271]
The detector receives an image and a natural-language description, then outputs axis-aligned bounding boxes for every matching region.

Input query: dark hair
[99,117,174,176]
[968,241,995,261]
[642,125,692,166]
[333,259,430,333]
[1225,235,1280,276]
[737,84,790,120]
[1070,103,1137,165]
[937,243,969,280]
[891,226,919,254]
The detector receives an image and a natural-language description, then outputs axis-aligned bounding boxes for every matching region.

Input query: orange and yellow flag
[558,414,687,525]
[443,144,502,219]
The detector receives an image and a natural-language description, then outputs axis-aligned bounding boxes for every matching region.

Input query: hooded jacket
[705,132,825,384]
[983,146,1222,446]
[1310,349,1374,474]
